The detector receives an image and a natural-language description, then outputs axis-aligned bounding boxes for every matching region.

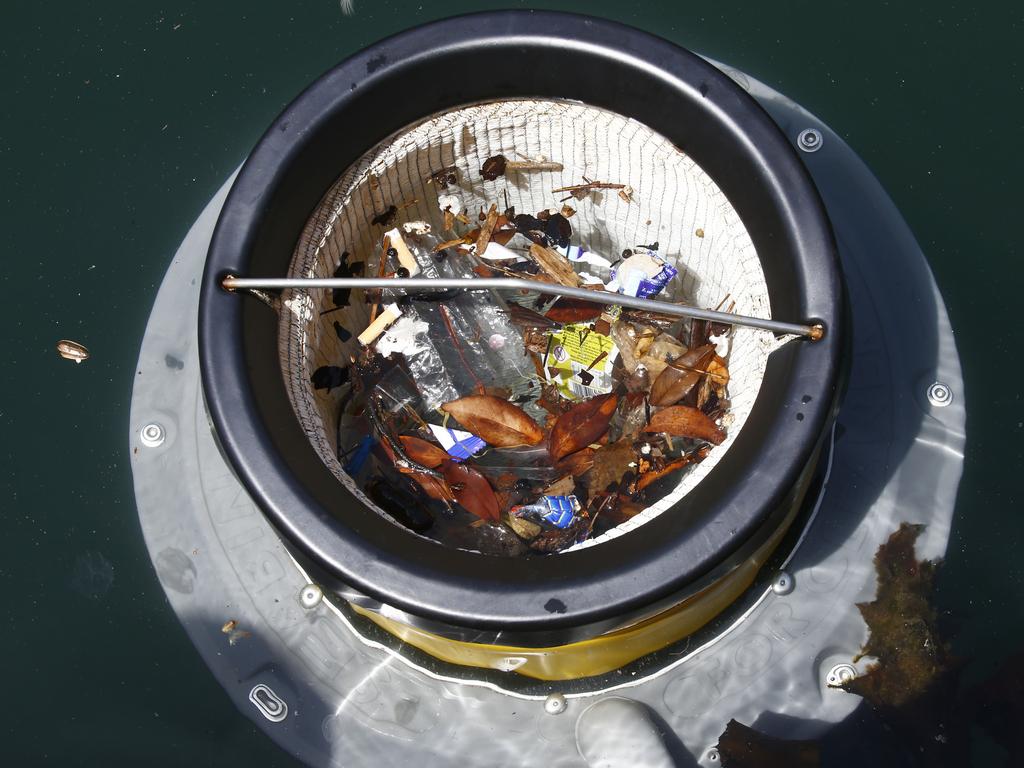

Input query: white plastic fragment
[402,220,432,235]
[607,249,678,298]
[357,303,402,346]
[375,315,431,358]
[474,242,525,261]
[710,331,731,357]
[437,194,463,215]
[557,244,613,269]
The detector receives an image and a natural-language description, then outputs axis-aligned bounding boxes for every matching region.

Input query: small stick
[507,159,563,172]
[367,397,444,479]
[553,179,627,194]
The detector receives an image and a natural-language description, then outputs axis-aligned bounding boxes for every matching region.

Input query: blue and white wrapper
[428,423,486,461]
[608,247,678,299]
[556,244,613,269]
[513,495,581,529]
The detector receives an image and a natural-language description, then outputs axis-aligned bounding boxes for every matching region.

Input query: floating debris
[838,523,951,707]
[426,165,458,189]
[327,143,733,555]
[370,205,397,227]
[311,365,349,392]
[480,154,563,180]
[552,176,628,202]
[57,339,89,364]
[715,719,821,767]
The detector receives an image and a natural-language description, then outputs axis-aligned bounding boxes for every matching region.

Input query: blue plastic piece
[513,495,580,529]
[343,435,375,475]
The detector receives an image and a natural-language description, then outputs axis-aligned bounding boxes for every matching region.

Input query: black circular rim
[199,10,844,642]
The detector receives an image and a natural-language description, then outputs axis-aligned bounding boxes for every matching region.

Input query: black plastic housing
[199,11,844,648]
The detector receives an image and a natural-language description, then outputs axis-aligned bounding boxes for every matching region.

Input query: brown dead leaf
[560,204,576,218]
[441,460,500,522]
[398,436,449,468]
[475,203,499,256]
[584,438,637,495]
[441,395,543,447]
[434,236,471,252]
[528,243,581,287]
[650,345,716,407]
[545,297,603,323]
[556,447,596,477]
[604,495,647,525]
[549,393,617,462]
[716,719,821,768]
[644,406,725,445]
[697,355,730,410]
[473,264,497,278]
[635,448,709,492]
[378,439,456,502]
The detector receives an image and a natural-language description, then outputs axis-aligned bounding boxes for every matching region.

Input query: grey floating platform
[130,64,965,767]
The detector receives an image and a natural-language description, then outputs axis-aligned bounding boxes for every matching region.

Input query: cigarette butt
[385,228,421,276]
[358,303,402,346]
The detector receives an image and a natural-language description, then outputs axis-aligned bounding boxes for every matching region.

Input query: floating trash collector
[198,12,844,680]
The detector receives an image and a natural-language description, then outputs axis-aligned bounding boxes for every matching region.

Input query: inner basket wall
[278,99,778,550]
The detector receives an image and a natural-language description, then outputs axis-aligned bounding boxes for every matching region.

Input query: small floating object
[221,618,251,645]
[56,339,89,364]
[511,495,581,529]
[608,245,678,299]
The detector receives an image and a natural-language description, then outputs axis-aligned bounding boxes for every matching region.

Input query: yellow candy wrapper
[543,322,620,400]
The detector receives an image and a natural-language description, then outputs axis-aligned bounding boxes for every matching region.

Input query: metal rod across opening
[222,275,824,339]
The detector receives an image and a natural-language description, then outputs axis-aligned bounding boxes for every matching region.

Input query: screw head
[927,381,953,407]
[771,570,795,595]
[140,422,165,447]
[827,663,858,687]
[798,128,823,153]
[544,692,567,715]
[299,584,323,609]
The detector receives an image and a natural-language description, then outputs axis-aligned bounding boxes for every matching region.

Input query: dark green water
[3,1,1021,765]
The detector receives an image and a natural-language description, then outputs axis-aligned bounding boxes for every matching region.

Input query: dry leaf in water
[549,393,617,462]
[697,355,730,410]
[715,720,821,768]
[556,447,596,477]
[545,297,603,323]
[441,460,500,522]
[636,448,709,492]
[644,405,725,445]
[585,438,637,495]
[650,345,717,407]
[441,395,543,447]
[474,203,499,256]
[398,436,449,468]
[379,439,455,502]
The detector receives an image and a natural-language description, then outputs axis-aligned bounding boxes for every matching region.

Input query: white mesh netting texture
[278,99,778,551]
